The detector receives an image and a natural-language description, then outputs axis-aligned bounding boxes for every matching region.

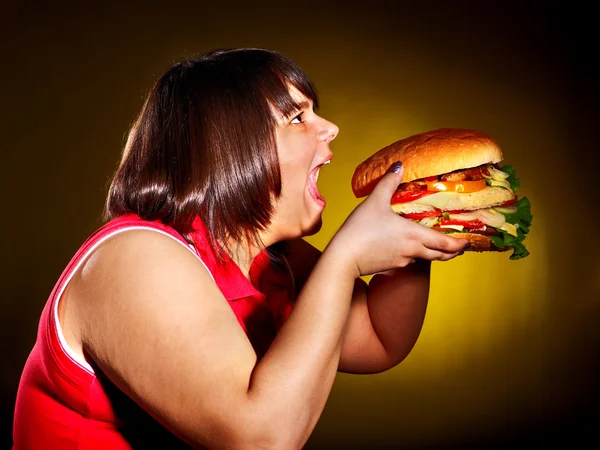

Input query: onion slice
[477,208,506,228]
[448,208,506,228]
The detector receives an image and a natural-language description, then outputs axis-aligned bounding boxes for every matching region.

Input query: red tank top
[13,214,294,449]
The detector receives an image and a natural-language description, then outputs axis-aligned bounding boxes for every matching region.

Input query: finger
[419,228,469,253]
[368,161,404,203]
[417,246,463,262]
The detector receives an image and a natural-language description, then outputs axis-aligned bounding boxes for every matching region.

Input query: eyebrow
[281,99,314,121]
[296,100,312,110]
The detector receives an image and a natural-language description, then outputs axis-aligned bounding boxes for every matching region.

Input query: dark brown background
[2,1,598,448]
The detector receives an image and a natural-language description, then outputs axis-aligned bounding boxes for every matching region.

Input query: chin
[302,216,323,236]
[275,214,323,241]
[301,200,325,236]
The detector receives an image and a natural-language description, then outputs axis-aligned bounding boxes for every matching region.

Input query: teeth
[313,160,329,183]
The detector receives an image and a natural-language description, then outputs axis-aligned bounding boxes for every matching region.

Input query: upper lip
[317,153,333,168]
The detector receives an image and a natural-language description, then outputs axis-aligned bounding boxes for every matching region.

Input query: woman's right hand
[330,162,468,278]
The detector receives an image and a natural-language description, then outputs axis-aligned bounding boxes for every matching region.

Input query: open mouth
[308,160,330,204]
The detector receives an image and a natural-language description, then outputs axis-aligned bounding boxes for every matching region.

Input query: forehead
[284,84,313,116]
[287,84,311,106]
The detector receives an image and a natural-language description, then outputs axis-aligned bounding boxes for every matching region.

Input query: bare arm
[285,227,464,374]
[73,230,356,450]
[339,261,434,373]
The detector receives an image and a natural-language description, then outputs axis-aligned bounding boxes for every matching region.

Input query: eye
[290,113,304,124]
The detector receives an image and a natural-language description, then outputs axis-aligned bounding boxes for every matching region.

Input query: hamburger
[351,128,532,260]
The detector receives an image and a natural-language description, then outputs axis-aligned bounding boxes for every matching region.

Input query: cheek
[279,165,306,196]
[278,144,313,175]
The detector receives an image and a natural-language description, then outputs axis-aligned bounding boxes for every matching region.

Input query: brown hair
[105,48,319,257]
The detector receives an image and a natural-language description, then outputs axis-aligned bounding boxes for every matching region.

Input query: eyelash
[290,113,304,124]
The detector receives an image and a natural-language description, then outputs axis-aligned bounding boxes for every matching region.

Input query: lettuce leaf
[499,164,521,192]
[483,165,531,259]
[489,197,532,260]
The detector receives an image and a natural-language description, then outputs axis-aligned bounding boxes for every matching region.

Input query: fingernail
[390,161,403,173]
[464,243,471,249]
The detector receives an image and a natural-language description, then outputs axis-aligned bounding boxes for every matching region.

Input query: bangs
[198,48,319,121]
[258,54,320,121]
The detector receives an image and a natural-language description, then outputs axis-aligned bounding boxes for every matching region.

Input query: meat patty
[398,164,492,191]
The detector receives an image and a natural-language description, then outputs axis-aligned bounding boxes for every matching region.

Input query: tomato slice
[425,180,487,193]
[500,196,518,207]
[440,218,485,228]
[402,210,442,220]
[391,190,433,204]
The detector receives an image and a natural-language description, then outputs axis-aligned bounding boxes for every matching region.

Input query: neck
[225,226,281,278]
[227,239,265,279]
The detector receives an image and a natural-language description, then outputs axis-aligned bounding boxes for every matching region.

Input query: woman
[13,48,468,449]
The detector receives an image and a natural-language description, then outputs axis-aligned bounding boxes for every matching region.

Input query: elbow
[238,417,308,450]
[234,393,314,450]
[381,334,422,371]
[223,430,305,450]
[341,337,421,374]
[189,411,307,450]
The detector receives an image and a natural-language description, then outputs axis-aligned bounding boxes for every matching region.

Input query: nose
[318,117,339,143]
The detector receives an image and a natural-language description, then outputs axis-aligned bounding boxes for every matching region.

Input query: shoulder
[57,226,224,374]
[66,227,218,328]
[68,226,232,356]
[78,228,211,291]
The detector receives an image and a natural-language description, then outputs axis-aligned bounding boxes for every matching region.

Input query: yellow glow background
[2,2,597,448]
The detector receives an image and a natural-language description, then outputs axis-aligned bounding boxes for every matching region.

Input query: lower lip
[308,168,326,206]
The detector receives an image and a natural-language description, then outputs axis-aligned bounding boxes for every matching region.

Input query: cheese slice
[391,187,514,214]
[439,224,465,231]
[499,222,518,237]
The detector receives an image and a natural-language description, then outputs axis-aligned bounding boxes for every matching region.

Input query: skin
[58,87,468,449]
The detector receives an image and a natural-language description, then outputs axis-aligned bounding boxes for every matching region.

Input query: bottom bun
[446,232,509,253]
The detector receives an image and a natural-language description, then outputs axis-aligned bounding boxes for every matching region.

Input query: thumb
[369,161,404,202]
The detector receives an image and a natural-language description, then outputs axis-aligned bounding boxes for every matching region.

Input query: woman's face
[268,85,339,242]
